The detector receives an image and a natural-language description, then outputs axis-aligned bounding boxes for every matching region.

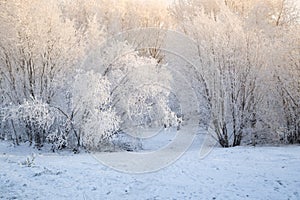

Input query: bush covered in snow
[2,100,57,147]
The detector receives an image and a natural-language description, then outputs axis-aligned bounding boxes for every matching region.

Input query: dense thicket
[0,0,299,150]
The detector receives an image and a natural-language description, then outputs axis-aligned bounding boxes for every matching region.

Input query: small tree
[69,70,121,150]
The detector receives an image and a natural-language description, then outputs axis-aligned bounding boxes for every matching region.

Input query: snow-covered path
[1,141,300,200]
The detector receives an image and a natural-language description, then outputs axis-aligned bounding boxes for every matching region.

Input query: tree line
[0,0,299,150]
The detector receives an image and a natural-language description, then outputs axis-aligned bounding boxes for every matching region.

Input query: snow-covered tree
[270,27,300,143]
[171,0,269,147]
[68,70,121,150]
[0,0,111,149]
[0,0,84,105]
[84,40,180,133]
[62,0,170,62]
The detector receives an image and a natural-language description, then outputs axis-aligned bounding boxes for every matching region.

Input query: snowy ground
[1,135,300,200]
